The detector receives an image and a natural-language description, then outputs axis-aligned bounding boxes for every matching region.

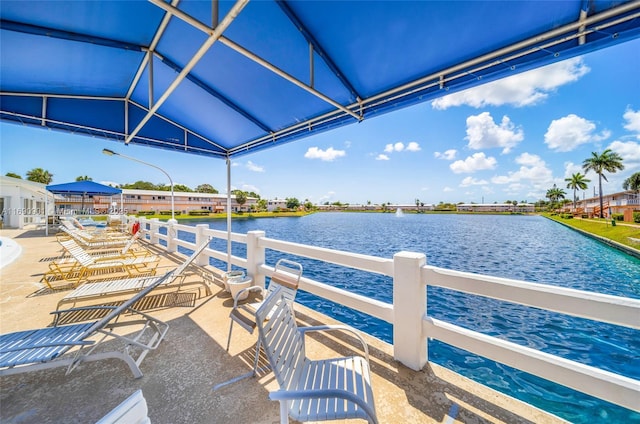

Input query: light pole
[102,148,176,222]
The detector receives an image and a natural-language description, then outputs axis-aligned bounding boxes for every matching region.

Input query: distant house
[456,203,535,213]
[571,190,639,220]
[52,188,258,215]
[0,176,55,229]
[267,199,288,211]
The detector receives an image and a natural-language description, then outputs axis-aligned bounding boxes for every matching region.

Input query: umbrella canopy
[46,181,122,196]
[1,1,639,158]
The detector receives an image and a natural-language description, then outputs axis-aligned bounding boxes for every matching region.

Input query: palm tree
[582,149,624,218]
[564,172,590,211]
[623,172,640,193]
[545,184,566,210]
[26,168,53,184]
[75,175,92,181]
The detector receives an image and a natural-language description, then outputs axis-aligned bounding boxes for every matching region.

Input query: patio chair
[41,240,160,289]
[96,389,150,424]
[57,225,132,250]
[226,259,303,353]
[55,233,150,264]
[56,237,213,310]
[255,287,378,424]
[0,269,174,379]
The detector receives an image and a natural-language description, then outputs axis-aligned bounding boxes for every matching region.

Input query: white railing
[136,217,640,412]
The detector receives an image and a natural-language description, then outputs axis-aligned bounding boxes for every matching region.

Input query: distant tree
[245,191,260,199]
[257,198,267,211]
[304,200,314,210]
[545,184,566,209]
[5,172,21,179]
[564,172,590,211]
[75,175,92,181]
[121,181,157,190]
[26,168,53,184]
[286,197,300,210]
[232,190,247,208]
[172,184,192,192]
[582,149,624,218]
[622,172,640,193]
[415,198,420,213]
[195,183,218,194]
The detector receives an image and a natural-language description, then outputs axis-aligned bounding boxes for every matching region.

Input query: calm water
[174,213,640,423]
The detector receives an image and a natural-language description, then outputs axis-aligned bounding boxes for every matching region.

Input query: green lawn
[544,214,640,250]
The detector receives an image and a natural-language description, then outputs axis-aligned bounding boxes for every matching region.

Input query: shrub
[561,213,573,219]
[611,213,624,221]
[634,212,640,223]
[137,211,155,216]
[188,210,210,216]
[159,210,181,216]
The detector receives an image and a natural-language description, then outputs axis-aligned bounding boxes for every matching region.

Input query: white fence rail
[136,217,640,412]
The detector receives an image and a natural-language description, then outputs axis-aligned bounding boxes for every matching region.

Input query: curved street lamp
[102,148,176,221]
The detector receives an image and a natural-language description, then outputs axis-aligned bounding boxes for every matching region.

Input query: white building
[456,203,535,213]
[0,176,55,229]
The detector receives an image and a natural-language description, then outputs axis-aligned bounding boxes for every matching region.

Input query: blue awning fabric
[46,181,122,196]
[1,1,639,159]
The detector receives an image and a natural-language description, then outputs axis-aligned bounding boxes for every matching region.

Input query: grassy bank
[544,213,640,254]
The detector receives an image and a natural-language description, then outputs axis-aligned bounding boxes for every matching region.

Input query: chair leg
[279,400,289,424]
[226,320,234,351]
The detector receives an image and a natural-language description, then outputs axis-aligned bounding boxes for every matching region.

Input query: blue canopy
[1,1,639,159]
[46,181,122,196]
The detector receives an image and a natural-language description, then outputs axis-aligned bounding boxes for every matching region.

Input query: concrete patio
[0,228,566,423]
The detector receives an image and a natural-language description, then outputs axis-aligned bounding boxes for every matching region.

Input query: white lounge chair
[0,270,174,379]
[56,237,213,309]
[256,287,378,424]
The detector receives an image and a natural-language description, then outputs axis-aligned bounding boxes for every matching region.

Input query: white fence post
[149,218,160,245]
[393,251,427,371]
[246,230,266,289]
[194,224,209,266]
[167,220,177,253]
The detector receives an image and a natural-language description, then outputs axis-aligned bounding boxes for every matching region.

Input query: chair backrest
[265,259,303,304]
[63,238,97,267]
[255,287,306,390]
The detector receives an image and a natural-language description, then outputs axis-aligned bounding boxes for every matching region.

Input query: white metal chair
[256,287,378,424]
[96,390,150,424]
[225,259,303,353]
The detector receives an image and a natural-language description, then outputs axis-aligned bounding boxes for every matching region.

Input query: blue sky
[1,38,639,206]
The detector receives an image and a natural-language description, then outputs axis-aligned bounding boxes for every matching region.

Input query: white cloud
[432,57,590,109]
[450,152,497,174]
[443,187,454,192]
[563,161,583,179]
[246,161,264,172]
[376,154,390,161]
[490,153,554,194]
[406,142,421,152]
[304,147,346,161]
[544,114,610,152]
[460,176,488,187]
[241,184,259,193]
[434,149,457,160]
[623,108,640,139]
[465,112,524,154]
[608,140,640,163]
[99,180,120,188]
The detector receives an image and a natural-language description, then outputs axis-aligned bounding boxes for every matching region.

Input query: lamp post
[102,148,175,222]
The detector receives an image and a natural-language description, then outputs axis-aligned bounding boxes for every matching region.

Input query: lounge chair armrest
[269,388,378,424]
[232,285,264,307]
[298,325,370,362]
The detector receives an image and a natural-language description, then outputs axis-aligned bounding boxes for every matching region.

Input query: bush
[159,210,181,216]
[611,213,624,221]
[137,211,155,216]
[634,212,640,223]
[561,213,573,219]
[188,210,210,216]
